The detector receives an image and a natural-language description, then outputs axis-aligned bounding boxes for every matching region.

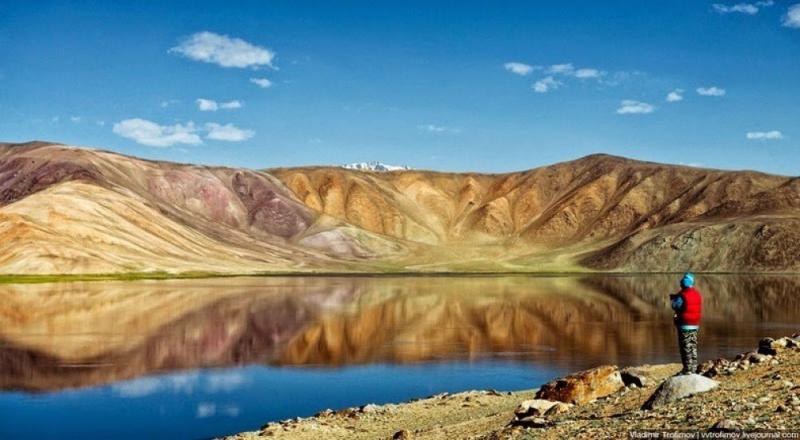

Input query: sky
[0,0,798,174]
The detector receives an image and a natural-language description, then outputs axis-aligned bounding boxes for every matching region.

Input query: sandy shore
[223,334,800,439]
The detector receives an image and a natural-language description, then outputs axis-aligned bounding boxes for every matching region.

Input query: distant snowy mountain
[342,161,411,172]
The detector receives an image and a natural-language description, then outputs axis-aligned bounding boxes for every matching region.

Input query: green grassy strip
[1,269,797,285]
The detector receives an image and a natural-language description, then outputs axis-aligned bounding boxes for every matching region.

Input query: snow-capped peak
[342,161,411,172]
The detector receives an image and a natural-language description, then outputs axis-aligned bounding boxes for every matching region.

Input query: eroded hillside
[0,141,798,274]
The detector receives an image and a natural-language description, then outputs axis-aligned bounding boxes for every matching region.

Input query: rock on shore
[223,333,800,439]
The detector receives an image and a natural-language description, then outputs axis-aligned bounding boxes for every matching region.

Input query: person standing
[670,272,703,375]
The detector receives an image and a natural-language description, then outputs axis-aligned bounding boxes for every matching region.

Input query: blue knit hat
[680,272,695,288]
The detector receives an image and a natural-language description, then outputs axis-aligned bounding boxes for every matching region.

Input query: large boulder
[535,365,624,405]
[642,374,719,410]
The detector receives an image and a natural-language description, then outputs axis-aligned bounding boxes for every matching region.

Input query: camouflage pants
[677,329,699,374]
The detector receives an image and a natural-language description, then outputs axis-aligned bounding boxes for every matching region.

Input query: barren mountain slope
[270,156,796,246]
[1,141,798,273]
[271,156,799,271]
[0,142,405,274]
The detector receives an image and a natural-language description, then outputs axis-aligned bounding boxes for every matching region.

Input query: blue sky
[1,1,798,174]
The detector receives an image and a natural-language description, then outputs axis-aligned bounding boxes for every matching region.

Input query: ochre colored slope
[0,181,304,273]
[1,141,798,273]
[270,156,799,271]
[0,142,404,274]
[270,156,797,246]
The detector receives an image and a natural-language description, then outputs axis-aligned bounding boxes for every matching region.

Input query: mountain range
[342,161,412,171]
[1,141,798,274]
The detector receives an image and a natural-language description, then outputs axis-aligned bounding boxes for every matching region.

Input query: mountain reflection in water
[2,275,799,393]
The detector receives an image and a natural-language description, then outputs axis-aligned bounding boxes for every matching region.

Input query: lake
[1,274,799,439]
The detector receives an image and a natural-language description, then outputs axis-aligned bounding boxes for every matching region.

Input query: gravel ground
[223,336,800,440]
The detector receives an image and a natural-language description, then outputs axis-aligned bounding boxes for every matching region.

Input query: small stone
[514,399,559,418]
[710,419,742,432]
[758,337,783,355]
[360,404,380,413]
[784,381,795,388]
[543,402,573,416]
[515,417,548,428]
[770,360,779,366]
[773,338,789,349]
[749,353,771,364]
[758,396,771,404]
[776,405,788,413]
[336,408,359,418]
[620,368,648,388]
[393,429,412,439]
[315,409,333,417]
[772,373,783,380]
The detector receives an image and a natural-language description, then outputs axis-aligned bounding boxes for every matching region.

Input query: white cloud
[196,99,242,111]
[746,130,784,140]
[547,63,574,75]
[783,3,800,28]
[113,118,202,147]
[205,123,255,142]
[220,100,242,109]
[250,77,272,88]
[160,99,180,108]
[205,372,247,393]
[713,3,759,14]
[503,62,536,76]
[196,98,218,111]
[70,116,82,123]
[222,405,241,417]
[616,100,655,114]
[418,124,460,133]
[508,62,604,93]
[573,68,603,79]
[196,403,216,419]
[532,76,562,93]
[195,403,240,419]
[114,119,254,145]
[112,372,200,398]
[666,89,684,102]
[170,31,275,69]
[113,377,162,398]
[697,86,726,96]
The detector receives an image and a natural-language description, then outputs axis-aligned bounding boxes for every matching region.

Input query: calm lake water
[1,275,799,439]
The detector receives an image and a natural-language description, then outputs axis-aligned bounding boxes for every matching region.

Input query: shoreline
[223,333,800,439]
[2,270,800,285]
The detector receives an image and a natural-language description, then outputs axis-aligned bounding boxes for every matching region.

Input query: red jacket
[674,287,703,326]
